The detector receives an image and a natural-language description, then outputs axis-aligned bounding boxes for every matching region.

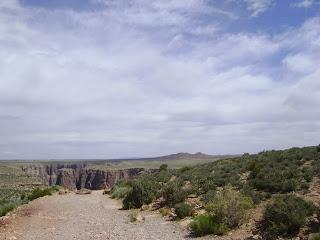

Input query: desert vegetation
[27,186,59,201]
[109,145,320,238]
[0,186,59,217]
[0,163,60,217]
[2,146,320,239]
[260,194,316,239]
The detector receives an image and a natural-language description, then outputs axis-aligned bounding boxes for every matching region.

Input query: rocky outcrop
[21,163,150,190]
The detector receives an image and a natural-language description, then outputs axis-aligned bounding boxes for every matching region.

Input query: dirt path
[0,191,189,240]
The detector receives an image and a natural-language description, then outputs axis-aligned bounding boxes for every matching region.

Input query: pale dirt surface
[0,191,189,240]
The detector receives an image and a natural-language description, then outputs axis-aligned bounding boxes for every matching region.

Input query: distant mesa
[152,152,225,161]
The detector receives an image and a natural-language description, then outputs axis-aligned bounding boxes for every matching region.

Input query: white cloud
[291,0,314,8]
[244,0,273,16]
[0,0,21,10]
[0,1,319,159]
[282,53,318,74]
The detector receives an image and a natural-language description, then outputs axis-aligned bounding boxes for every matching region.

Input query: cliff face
[21,163,149,190]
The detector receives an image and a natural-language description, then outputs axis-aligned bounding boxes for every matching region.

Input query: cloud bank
[0,0,319,159]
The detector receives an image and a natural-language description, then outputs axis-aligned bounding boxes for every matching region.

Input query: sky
[0,0,320,159]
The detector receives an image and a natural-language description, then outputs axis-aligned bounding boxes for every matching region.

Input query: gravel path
[0,191,189,240]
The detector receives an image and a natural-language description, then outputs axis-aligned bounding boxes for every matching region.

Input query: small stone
[136,213,145,222]
[187,194,197,198]
[141,205,149,211]
[244,235,260,240]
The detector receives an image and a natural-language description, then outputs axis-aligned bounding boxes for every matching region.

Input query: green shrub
[205,188,254,228]
[159,164,168,171]
[0,190,34,217]
[111,186,132,199]
[110,180,130,190]
[174,203,193,219]
[156,170,172,183]
[198,178,216,194]
[264,192,272,199]
[241,185,262,205]
[302,167,313,182]
[179,166,192,173]
[260,194,316,238]
[248,161,261,178]
[314,160,320,177]
[27,187,57,201]
[202,190,216,204]
[301,182,310,191]
[123,179,158,209]
[309,233,320,240]
[0,203,16,217]
[162,180,187,207]
[20,193,26,200]
[189,214,229,237]
[250,170,299,193]
[51,185,60,191]
[159,208,171,217]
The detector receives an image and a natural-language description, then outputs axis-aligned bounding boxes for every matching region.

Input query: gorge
[20,163,149,190]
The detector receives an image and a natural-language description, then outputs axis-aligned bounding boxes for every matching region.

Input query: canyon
[20,163,150,190]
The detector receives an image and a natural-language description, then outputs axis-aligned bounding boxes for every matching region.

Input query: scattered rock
[187,194,197,198]
[244,235,260,240]
[169,212,177,221]
[128,211,145,223]
[103,188,111,195]
[75,189,92,195]
[59,189,69,195]
[136,213,145,222]
[149,199,163,210]
[141,205,149,211]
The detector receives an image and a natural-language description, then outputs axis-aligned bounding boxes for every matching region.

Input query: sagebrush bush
[27,187,57,201]
[189,214,229,237]
[260,194,316,238]
[162,180,187,207]
[110,186,132,199]
[188,177,216,195]
[302,167,313,182]
[250,169,299,193]
[309,233,320,240]
[0,203,16,217]
[103,145,320,237]
[205,188,254,228]
[156,170,172,183]
[174,203,193,219]
[240,184,262,205]
[159,208,171,217]
[159,164,168,171]
[122,179,159,209]
[246,146,320,193]
[0,189,36,217]
[202,190,216,204]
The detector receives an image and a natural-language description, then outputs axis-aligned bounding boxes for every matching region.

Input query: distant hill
[145,152,236,161]
[0,152,236,163]
[0,152,238,170]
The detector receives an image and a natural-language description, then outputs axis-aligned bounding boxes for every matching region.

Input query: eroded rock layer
[21,163,148,190]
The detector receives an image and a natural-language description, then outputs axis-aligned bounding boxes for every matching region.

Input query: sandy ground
[0,191,189,240]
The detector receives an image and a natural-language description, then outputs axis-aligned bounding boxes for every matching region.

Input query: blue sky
[0,0,319,159]
[20,0,320,32]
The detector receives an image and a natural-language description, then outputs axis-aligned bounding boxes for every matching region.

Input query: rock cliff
[21,163,149,190]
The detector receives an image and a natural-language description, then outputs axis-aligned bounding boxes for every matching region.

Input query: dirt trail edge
[0,191,188,240]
